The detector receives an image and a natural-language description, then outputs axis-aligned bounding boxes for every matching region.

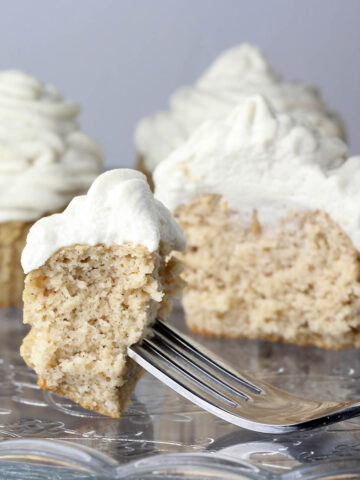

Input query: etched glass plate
[1,305,360,479]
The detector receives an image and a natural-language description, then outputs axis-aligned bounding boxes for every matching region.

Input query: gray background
[0,0,359,168]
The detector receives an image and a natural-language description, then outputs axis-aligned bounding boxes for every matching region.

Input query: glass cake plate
[1,305,360,479]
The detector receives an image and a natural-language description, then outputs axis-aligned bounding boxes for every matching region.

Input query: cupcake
[135,43,345,186]
[0,70,102,306]
[154,95,360,350]
[20,169,185,417]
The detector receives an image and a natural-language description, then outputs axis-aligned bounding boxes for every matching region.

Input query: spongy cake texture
[176,194,360,350]
[21,241,183,417]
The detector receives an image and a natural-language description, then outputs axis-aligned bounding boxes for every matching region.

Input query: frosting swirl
[0,70,103,222]
[135,44,345,172]
[154,96,360,250]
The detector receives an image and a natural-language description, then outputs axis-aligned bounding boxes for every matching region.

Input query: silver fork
[128,319,360,434]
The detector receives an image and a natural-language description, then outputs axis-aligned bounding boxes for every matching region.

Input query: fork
[128,319,360,434]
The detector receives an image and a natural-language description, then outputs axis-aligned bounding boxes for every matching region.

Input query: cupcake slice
[154,95,360,350]
[0,70,103,306]
[20,169,185,417]
[135,43,345,183]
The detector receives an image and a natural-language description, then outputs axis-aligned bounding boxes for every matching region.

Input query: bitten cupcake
[0,70,103,306]
[135,43,345,187]
[21,169,185,417]
[154,96,360,350]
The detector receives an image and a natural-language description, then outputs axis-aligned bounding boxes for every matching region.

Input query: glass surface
[1,305,360,478]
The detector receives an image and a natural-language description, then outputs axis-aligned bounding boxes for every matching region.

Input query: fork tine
[149,327,249,401]
[153,319,262,395]
[141,338,242,406]
[128,338,242,413]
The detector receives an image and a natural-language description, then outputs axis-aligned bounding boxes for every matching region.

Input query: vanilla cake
[0,70,103,306]
[135,43,345,182]
[154,95,360,350]
[20,170,185,417]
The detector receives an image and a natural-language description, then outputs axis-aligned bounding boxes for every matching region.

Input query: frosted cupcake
[21,169,185,417]
[135,43,345,186]
[154,95,360,350]
[0,71,102,306]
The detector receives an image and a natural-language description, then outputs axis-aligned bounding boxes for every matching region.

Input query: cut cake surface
[21,241,183,417]
[176,194,360,350]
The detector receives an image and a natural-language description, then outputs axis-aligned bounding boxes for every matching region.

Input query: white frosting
[0,70,103,222]
[154,96,360,250]
[21,169,186,273]
[135,44,345,172]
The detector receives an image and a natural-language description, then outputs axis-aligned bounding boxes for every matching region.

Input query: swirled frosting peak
[0,70,103,222]
[154,96,360,250]
[135,43,345,172]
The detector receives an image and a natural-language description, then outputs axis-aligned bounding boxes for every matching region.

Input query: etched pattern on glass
[0,307,360,477]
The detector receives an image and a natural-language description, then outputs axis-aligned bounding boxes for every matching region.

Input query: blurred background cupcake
[0,70,102,307]
[134,43,345,188]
